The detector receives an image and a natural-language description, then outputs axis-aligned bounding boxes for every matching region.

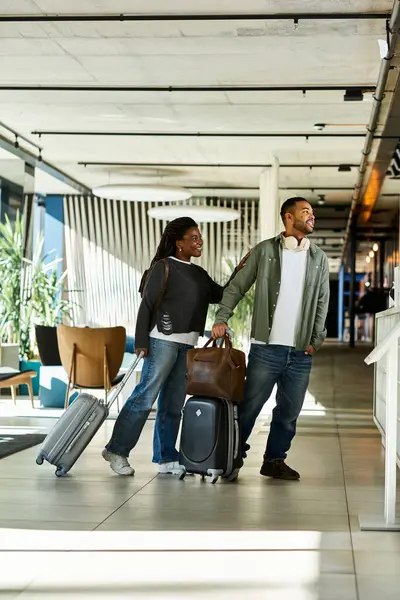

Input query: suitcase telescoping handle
[106,351,145,410]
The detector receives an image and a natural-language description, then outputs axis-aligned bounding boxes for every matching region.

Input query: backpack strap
[152,258,169,315]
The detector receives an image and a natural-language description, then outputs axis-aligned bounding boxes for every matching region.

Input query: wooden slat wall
[64,196,259,330]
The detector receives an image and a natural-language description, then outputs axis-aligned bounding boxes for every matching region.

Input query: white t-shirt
[252,248,308,348]
[149,256,200,346]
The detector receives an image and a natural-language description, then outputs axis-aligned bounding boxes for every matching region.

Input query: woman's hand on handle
[212,323,229,340]
[135,348,148,358]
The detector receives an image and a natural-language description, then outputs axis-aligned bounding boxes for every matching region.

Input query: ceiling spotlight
[314,123,326,131]
[38,151,43,162]
[14,135,19,149]
[366,256,371,264]
[317,194,325,205]
[369,250,375,258]
[338,164,352,172]
[373,243,379,252]
[344,88,363,102]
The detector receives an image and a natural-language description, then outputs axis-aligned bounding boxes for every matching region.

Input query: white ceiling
[0,0,398,266]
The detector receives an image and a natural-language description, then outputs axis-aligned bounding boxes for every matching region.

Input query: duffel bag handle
[203,334,233,349]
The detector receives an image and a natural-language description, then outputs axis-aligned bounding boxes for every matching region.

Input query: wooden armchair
[0,344,35,407]
[57,325,126,410]
[0,368,36,408]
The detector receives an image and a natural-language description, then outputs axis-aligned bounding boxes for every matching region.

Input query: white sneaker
[102,449,135,476]
[158,461,186,476]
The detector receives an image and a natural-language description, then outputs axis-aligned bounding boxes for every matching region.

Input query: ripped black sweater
[135,258,234,350]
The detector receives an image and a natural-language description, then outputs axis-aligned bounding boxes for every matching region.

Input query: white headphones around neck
[282,235,310,251]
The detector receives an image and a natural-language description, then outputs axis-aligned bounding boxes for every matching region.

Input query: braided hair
[139,217,198,294]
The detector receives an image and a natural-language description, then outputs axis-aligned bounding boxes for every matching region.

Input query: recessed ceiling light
[92,184,192,202]
[147,204,240,223]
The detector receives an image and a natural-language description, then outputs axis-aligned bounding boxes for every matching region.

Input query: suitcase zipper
[64,409,102,455]
[224,399,234,476]
[233,404,239,461]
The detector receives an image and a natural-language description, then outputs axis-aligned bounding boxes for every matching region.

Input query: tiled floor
[0,344,399,599]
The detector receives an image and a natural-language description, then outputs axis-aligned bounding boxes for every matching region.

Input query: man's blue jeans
[240,344,312,462]
[106,337,192,463]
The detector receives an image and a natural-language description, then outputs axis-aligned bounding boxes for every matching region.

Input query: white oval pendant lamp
[147,204,240,223]
[92,184,192,203]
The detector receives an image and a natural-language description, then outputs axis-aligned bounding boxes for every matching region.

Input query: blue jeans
[106,337,192,463]
[240,344,312,462]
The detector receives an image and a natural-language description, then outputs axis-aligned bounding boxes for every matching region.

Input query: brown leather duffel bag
[186,336,246,402]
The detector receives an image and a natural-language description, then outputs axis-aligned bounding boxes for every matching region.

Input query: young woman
[102,217,249,476]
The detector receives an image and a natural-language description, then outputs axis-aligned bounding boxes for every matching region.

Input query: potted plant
[0,212,73,394]
[0,212,24,370]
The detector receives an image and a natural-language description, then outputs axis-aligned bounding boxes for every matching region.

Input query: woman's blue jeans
[106,337,192,464]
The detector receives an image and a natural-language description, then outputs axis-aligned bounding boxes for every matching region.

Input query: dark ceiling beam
[32,130,396,139]
[0,12,390,23]
[0,84,376,93]
[78,161,359,168]
[0,120,42,151]
[0,133,90,195]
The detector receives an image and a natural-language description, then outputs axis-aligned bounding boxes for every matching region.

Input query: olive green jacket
[215,235,330,351]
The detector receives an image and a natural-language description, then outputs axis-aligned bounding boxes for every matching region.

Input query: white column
[259,157,280,241]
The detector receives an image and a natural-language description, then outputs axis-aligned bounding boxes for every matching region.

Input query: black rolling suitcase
[179,396,241,484]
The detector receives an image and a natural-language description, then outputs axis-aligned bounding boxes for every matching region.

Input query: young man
[212,197,329,480]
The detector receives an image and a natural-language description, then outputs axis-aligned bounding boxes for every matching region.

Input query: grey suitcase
[36,352,143,477]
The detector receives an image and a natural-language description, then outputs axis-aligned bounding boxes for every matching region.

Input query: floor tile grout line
[91,474,159,531]
[332,357,360,600]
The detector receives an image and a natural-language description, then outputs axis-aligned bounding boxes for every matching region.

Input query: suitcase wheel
[205,469,224,484]
[55,467,67,477]
[200,473,219,484]
[178,471,186,481]
[36,455,44,466]
[222,468,240,483]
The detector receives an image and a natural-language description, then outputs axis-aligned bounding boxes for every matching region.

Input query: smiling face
[176,227,203,261]
[285,200,315,236]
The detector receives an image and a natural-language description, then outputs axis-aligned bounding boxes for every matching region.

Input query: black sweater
[135,258,233,349]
